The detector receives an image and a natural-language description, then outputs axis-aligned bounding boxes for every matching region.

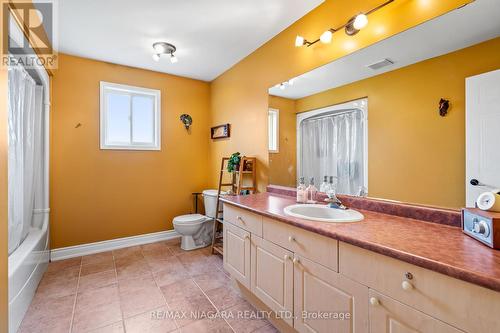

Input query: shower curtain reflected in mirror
[8,65,44,254]
[299,109,365,196]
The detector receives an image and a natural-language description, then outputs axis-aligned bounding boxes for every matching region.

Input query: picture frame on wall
[211,124,230,139]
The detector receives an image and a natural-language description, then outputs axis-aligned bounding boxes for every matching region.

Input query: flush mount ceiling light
[152,42,178,63]
[295,0,394,47]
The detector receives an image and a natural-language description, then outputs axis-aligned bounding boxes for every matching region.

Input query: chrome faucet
[324,190,348,210]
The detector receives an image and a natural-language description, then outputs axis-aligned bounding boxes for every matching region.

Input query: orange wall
[268,95,296,187]
[208,0,472,193]
[0,68,8,333]
[295,38,500,208]
[51,54,211,248]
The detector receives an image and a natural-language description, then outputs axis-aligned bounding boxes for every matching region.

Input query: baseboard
[50,229,180,261]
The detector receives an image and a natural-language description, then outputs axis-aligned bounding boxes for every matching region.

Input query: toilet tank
[202,189,225,218]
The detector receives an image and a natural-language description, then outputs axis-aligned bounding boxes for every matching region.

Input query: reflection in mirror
[268,0,500,208]
[296,99,367,197]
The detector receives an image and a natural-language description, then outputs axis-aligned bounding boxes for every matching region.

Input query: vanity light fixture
[353,13,368,30]
[320,29,334,44]
[275,78,296,90]
[152,42,179,63]
[295,0,394,47]
[295,35,305,47]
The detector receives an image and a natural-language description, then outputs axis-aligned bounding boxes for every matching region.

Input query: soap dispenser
[328,176,337,195]
[296,177,307,203]
[306,177,318,203]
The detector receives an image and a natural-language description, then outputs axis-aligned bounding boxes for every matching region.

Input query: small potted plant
[227,152,241,173]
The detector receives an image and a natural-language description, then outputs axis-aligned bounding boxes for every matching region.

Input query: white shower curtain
[300,110,364,195]
[8,66,44,255]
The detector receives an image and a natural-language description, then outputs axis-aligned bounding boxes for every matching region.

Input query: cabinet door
[251,235,294,326]
[294,256,368,333]
[369,290,464,333]
[223,222,251,288]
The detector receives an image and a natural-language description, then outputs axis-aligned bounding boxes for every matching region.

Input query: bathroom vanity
[220,190,500,333]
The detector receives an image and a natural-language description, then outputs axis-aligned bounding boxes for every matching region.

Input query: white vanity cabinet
[340,242,500,333]
[368,290,464,333]
[223,221,251,288]
[223,204,368,333]
[222,203,500,333]
[251,235,294,326]
[293,255,368,333]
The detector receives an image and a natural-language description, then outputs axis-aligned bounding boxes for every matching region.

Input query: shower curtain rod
[301,108,360,122]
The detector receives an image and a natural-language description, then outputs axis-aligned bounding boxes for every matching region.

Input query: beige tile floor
[19,239,278,333]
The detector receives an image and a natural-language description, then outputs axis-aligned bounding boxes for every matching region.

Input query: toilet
[173,189,224,251]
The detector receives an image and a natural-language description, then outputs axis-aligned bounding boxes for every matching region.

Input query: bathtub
[8,60,51,333]
[8,210,50,333]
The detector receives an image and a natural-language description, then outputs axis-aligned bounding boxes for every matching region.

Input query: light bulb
[153,43,166,53]
[353,14,368,30]
[320,30,332,44]
[152,54,160,62]
[288,78,295,86]
[170,54,178,63]
[295,35,304,47]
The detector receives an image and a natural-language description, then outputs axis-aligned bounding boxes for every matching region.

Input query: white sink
[284,204,364,223]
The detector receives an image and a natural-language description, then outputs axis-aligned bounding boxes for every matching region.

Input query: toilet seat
[173,214,208,226]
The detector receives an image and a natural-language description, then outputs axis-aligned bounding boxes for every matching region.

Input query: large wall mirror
[267,0,500,209]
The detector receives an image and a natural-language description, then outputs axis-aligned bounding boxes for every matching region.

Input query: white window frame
[100,81,161,150]
[268,108,279,153]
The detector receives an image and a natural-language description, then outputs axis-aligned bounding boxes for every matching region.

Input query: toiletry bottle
[296,177,307,203]
[320,176,329,193]
[329,176,337,195]
[306,177,318,203]
[358,186,368,197]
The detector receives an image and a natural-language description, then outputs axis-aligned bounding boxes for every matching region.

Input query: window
[268,108,279,153]
[100,81,161,150]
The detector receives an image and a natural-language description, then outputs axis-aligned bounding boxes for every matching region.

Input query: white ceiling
[57,0,323,81]
[269,0,500,99]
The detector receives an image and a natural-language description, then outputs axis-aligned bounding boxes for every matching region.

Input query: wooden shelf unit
[211,156,257,255]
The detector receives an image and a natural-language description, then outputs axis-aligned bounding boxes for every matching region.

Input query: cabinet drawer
[263,217,338,271]
[223,222,251,288]
[224,204,263,237]
[369,290,463,333]
[340,242,500,333]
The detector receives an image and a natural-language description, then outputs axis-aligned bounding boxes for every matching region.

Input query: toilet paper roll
[476,191,500,212]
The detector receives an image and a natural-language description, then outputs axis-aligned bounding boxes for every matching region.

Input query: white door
[466,69,500,207]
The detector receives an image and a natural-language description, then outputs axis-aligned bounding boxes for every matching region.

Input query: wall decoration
[439,98,450,117]
[180,114,192,130]
[211,123,230,139]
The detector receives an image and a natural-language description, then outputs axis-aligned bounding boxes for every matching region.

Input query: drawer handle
[288,236,296,242]
[293,257,300,264]
[284,254,291,261]
[401,280,413,291]
[369,297,380,306]
[236,216,246,224]
[244,235,250,240]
